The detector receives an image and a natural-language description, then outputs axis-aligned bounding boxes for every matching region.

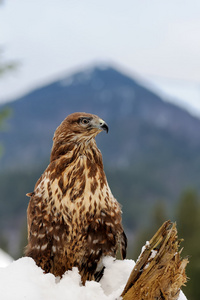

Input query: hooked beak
[100,122,109,133]
[90,116,109,134]
[98,119,109,133]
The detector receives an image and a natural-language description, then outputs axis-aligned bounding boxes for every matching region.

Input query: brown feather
[25,112,127,284]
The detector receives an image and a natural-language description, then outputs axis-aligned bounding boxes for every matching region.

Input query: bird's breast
[50,153,121,225]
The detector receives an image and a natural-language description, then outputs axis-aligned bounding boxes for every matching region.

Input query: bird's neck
[50,138,98,162]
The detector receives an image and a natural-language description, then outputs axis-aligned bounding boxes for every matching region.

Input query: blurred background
[0,1,200,299]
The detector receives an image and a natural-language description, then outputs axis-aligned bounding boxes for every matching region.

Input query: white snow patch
[0,249,13,267]
[60,75,74,87]
[0,256,188,300]
[179,290,188,300]
[149,249,158,260]
[136,240,150,263]
[100,256,135,296]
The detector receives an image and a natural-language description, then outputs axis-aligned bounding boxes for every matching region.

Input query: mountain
[1,65,200,254]
[2,66,200,169]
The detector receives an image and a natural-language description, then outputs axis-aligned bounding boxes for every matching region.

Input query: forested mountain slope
[1,65,200,242]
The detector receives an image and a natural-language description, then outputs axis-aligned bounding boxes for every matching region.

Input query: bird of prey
[25,112,127,284]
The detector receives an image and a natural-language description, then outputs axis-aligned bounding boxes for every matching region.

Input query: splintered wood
[121,221,188,300]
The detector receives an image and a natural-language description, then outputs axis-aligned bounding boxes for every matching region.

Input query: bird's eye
[80,118,90,125]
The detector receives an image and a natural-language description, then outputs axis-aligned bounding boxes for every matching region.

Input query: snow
[0,251,187,300]
[59,66,100,87]
[0,249,13,267]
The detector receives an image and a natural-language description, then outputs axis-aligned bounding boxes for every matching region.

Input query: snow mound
[0,256,187,300]
[0,249,13,267]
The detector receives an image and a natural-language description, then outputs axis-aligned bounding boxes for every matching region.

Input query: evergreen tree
[0,6,17,252]
[0,107,11,156]
[132,200,167,259]
[176,189,200,300]
[0,231,9,253]
[0,48,16,157]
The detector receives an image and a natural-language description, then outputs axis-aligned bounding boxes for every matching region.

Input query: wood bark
[121,221,188,300]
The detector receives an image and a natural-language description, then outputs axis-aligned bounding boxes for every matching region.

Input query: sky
[0,0,200,115]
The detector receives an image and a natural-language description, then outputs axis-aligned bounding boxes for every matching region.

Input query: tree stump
[121,221,188,300]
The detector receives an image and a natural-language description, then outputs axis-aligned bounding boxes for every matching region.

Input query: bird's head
[53,112,109,145]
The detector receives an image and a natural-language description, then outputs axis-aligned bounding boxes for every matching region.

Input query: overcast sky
[0,0,200,114]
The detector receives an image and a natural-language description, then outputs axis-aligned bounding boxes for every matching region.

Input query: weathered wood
[121,221,188,300]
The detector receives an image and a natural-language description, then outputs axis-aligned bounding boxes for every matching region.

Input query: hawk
[25,112,127,284]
